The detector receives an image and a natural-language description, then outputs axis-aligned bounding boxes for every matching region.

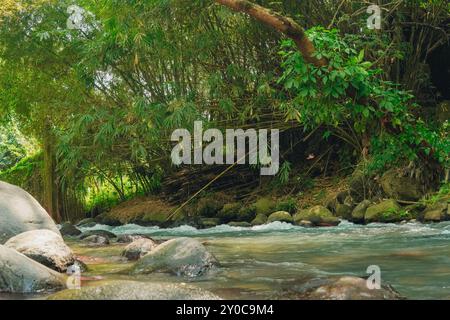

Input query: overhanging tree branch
[215,0,327,67]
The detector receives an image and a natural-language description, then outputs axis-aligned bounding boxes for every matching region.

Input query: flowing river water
[1,221,450,300]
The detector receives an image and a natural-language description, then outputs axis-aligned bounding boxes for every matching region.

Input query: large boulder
[0,181,59,244]
[5,230,75,272]
[47,280,221,300]
[293,206,340,227]
[122,238,157,261]
[0,245,66,293]
[423,201,449,222]
[267,211,293,223]
[131,237,217,277]
[380,169,424,201]
[364,199,408,223]
[282,276,403,300]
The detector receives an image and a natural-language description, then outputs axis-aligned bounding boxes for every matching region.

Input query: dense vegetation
[0,0,448,222]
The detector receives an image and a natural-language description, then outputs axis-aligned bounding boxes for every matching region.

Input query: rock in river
[122,238,157,261]
[5,229,75,272]
[0,181,60,244]
[0,245,66,293]
[47,280,221,300]
[131,237,217,277]
[59,223,82,237]
[281,276,403,300]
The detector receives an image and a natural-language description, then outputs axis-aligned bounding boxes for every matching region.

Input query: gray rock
[131,237,217,277]
[5,230,75,272]
[0,181,60,244]
[122,238,157,261]
[117,234,151,243]
[380,169,424,201]
[282,276,403,300]
[79,229,117,239]
[60,223,82,237]
[82,235,110,246]
[75,218,96,228]
[0,245,66,293]
[47,280,221,300]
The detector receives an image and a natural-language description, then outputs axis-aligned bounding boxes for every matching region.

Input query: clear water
[2,221,450,300]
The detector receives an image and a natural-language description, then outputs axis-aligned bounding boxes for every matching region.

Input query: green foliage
[278,27,450,173]
[275,197,298,214]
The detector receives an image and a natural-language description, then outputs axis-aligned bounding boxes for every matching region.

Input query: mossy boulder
[364,199,408,223]
[335,203,353,220]
[253,197,276,216]
[141,212,169,225]
[423,201,449,222]
[351,200,371,223]
[294,206,340,227]
[267,211,293,224]
[251,213,267,226]
[217,203,241,223]
[195,193,231,218]
[380,169,424,201]
[237,206,257,222]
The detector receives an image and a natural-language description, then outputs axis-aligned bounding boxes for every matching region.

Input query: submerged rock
[267,211,293,224]
[0,181,60,244]
[5,230,75,272]
[131,237,217,277]
[60,223,82,237]
[47,280,221,300]
[282,276,403,300]
[122,238,157,261]
[293,206,340,227]
[0,245,66,293]
[82,235,110,246]
[117,234,151,243]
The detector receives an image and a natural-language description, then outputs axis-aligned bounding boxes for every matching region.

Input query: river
[1,221,449,300]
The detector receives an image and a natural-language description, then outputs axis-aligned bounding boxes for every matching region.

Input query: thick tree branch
[215,0,327,67]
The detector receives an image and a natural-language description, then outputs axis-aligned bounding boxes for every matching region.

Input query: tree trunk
[215,0,326,67]
[42,120,61,223]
